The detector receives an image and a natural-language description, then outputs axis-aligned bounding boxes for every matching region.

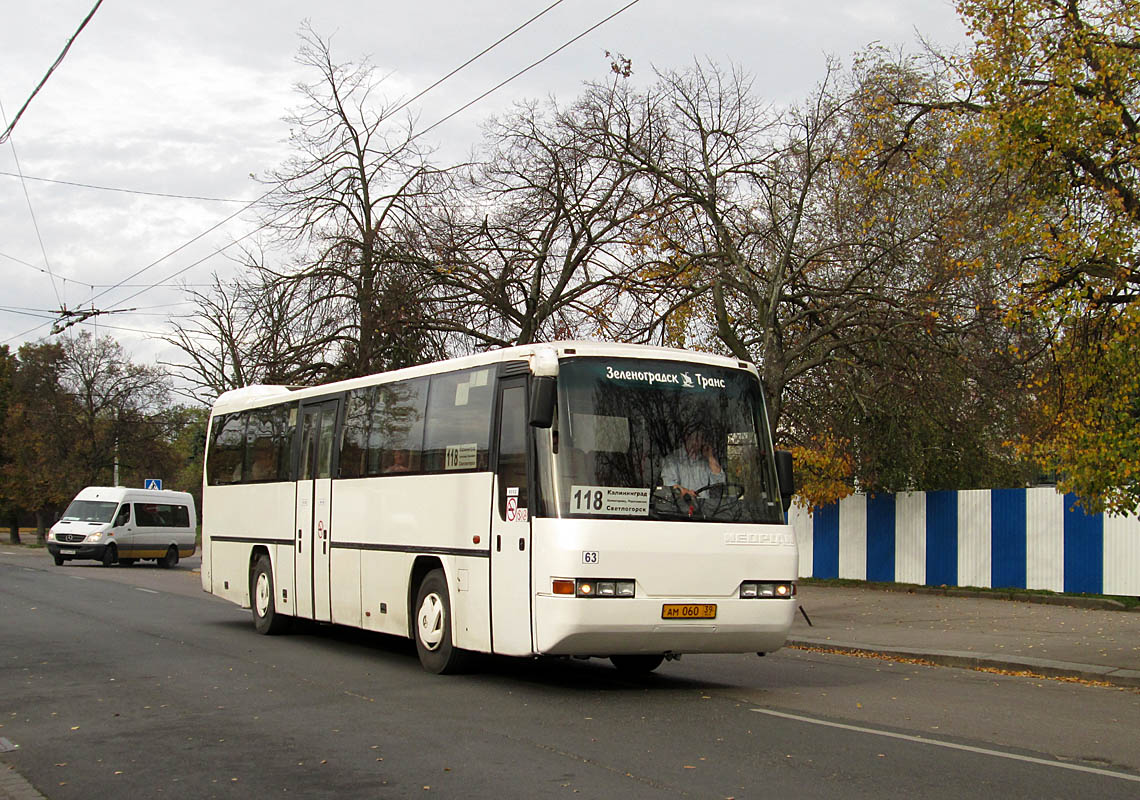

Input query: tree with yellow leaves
[956,0,1140,511]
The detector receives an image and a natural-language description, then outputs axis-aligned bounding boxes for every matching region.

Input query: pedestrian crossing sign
[145,478,162,490]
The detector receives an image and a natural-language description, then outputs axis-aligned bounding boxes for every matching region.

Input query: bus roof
[209,341,755,414]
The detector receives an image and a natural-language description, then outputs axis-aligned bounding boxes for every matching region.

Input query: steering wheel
[695,482,745,501]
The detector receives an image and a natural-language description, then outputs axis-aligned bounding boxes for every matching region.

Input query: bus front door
[489,378,534,656]
[295,399,339,622]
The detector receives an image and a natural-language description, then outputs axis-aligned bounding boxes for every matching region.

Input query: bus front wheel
[251,555,290,635]
[413,569,469,674]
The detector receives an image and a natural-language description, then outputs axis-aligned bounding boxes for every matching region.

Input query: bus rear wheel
[610,654,665,675]
[159,546,179,569]
[413,569,469,674]
[251,555,290,635]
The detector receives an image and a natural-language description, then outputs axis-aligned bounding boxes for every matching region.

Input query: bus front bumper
[533,595,798,656]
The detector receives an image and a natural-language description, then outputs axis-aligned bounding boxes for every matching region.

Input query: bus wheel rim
[256,572,271,617]
[417,593,444,651]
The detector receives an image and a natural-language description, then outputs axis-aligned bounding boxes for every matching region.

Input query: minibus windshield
[60,500,118,523]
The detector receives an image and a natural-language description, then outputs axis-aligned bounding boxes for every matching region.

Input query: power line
[418,0,644,142]
[84,2,578,309]
[0,170,254,202]
[87,194,271,305]
[76,0,647,320]
[2,99,63,309]
[0,307,58,320]
[2,321,52,346]
[1,251,100,297]
[0,0,106,144]
[105,218,276,310]
[383,0,569,124]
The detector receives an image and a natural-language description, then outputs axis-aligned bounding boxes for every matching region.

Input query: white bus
[200,342,798,674]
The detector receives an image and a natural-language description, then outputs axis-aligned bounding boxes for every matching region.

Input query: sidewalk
[788,583,1140,689]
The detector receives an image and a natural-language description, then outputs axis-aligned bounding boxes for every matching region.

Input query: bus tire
[251,555,290,635]
[53,554,65,566]
[159,546,179,569]
[610,654,664,675]
[413,569,469,674]
[102,544,118,567]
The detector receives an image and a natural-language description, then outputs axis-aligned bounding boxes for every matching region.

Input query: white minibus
[48,486,197,568]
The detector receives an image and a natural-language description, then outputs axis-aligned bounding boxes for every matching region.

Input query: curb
[787,638,1140,690]
[0,761,46,800]
[798,579,1139,612]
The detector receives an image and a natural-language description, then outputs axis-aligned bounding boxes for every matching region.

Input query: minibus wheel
[251,555,290,635]
[102,545,118,568]
[53,554,64,566]
[159,546,179,569]
[413,569,470,674]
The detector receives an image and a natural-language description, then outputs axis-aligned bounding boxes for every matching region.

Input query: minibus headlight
[740,581,795,598]
[87,533,102,542]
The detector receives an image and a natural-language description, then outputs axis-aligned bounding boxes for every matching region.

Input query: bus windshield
[60,500,118,523]
[538,358,784,524]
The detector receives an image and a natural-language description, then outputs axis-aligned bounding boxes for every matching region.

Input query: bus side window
[341,387,375,479]
[422,369,493,472]
[207,412,247,485]
[497,384,528,517]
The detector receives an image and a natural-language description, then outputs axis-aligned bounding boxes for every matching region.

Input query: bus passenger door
[295,398,339,622]
[489,378,533,656]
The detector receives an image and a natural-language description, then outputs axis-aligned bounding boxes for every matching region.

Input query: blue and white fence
[790,488,1140,596]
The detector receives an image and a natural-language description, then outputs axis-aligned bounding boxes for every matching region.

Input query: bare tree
[417,88,661,349]
[59,332,171,487]
[260,24,450,378]
[569,56,1033,491]
[163,261,339,403]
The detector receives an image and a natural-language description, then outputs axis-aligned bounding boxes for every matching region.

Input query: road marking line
[751,708,1140,783]
[134,587,160,594]
[70,575,87,580]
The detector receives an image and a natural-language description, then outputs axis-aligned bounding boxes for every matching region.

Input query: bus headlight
[87,533,103,542]
[740,581,795,598]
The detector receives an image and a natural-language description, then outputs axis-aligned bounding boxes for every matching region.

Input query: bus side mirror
[775,450,795,513]
[529,376,556,428]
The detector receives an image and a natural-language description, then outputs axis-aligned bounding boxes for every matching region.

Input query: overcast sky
[1,0,967,371]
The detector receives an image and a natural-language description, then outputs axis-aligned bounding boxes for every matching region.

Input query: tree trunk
[7,513,20,545]
[35,508,47,545]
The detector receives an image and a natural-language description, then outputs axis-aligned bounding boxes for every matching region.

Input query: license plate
[661,603,717,619]
[60,549,76,555]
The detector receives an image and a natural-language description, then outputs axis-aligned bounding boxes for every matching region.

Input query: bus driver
[661,429,725,501]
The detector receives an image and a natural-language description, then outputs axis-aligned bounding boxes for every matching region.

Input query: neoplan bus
[200,342,798,674]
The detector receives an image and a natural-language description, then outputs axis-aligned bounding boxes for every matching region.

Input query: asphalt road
[2,547,1138,799]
